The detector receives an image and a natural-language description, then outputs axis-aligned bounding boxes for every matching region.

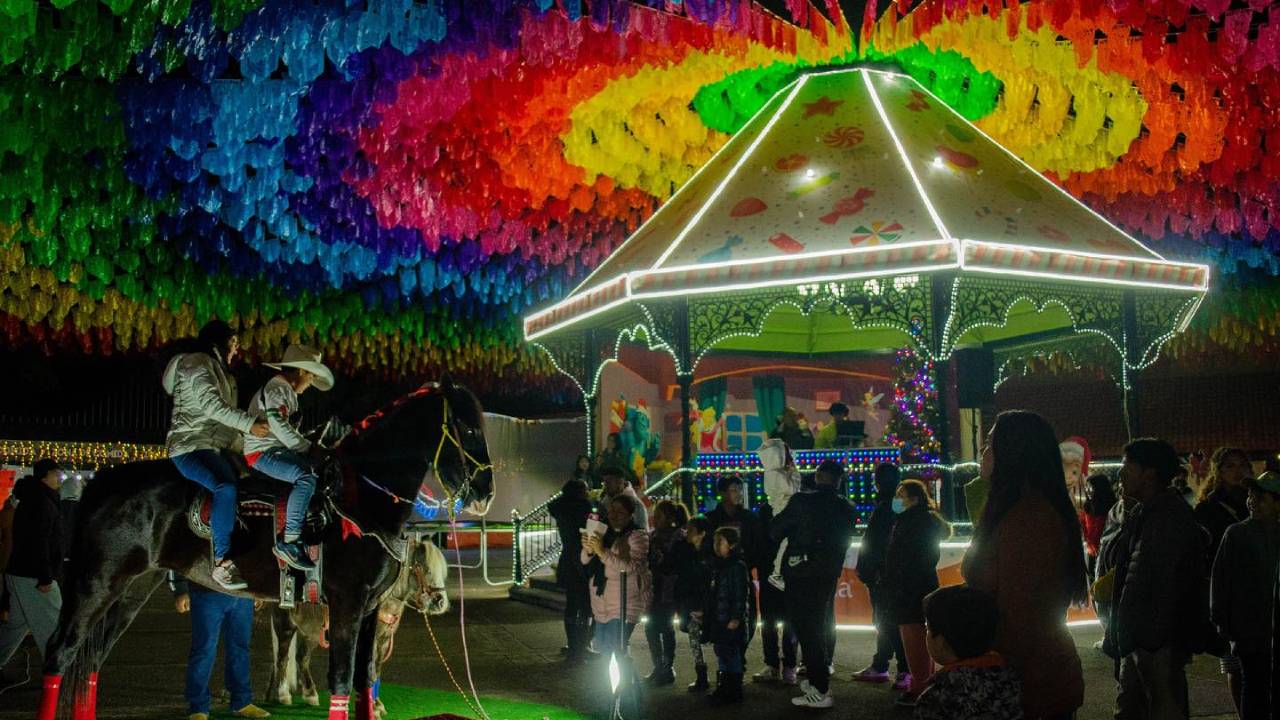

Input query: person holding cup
[582,494,652,660]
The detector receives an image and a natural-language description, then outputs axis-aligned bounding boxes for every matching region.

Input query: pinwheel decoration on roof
[525,66,1210,400]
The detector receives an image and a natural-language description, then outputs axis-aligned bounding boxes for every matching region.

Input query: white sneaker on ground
[782,667,798,685]
[752,666,780,683]
[791,689,833,708]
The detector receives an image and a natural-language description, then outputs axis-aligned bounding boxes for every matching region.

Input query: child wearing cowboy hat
[243,344,334,571]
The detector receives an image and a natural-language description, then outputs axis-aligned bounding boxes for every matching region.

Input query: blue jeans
[715,642,745,674]
[172,451,238,560]
[250,448,317,541]
[186,588,254,714]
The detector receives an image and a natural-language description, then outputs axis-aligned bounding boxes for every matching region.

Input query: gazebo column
[930,274,957,516]
[1121,291,1142,440]
[677,373,695,503]
[670,299,697,506]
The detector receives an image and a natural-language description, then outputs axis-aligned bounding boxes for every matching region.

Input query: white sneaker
[767,573,786,591]
[799,679,813,694]
[791,689,833,708]
[752,666,780,683]
[782,667,798,685]
[211,561,248,591]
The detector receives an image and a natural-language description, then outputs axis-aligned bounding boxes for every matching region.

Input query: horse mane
[341,381,484,450]
[344,385,443,446]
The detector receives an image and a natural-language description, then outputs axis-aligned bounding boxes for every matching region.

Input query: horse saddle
[186,470,331,544]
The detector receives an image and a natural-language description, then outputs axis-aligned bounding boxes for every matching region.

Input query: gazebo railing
[511,493,562,586]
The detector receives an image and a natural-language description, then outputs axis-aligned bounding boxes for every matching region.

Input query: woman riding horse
[163,320,271,591]
[36,377,493,720]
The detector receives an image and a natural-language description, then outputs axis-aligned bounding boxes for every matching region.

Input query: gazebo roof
[525,68,1207,343]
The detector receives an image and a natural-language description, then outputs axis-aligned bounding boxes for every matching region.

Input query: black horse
[36,380,493,720]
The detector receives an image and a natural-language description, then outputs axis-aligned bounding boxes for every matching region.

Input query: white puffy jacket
[759,438,800,514]
[162,352,256,456]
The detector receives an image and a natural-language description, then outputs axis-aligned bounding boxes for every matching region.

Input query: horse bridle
[346,384,492,517]
[428,391,492,511]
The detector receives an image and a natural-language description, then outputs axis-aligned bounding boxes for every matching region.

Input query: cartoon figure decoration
[614,396,661,483]
[698,406,726,453]
[862,388,885,424]
[608,396,628,436]
[1059,436,1091,510]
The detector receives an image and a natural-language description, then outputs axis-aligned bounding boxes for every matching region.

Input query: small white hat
[265,344,334,391]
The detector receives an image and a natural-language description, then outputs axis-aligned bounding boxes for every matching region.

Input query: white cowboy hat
[265,344,334,391]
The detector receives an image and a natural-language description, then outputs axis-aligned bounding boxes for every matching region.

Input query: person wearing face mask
[880,479,951,706]
[852,463,909,689]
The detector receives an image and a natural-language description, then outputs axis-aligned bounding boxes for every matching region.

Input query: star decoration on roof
[803,95,843,118]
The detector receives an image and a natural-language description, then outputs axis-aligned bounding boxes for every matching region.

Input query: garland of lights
[0,439,168,470]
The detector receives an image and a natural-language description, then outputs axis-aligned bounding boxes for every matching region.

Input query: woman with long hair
[961,410,1087,720]
[1195,447,1251,560]
[881,479,952,705]
[1196,447,1253,714]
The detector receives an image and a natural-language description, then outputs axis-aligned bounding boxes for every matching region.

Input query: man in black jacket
[1111,438,1210,720]
[771,460,858,709]
[852,463,907,685]
[0,459,65,667]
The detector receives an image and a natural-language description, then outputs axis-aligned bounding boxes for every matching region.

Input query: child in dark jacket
[882,479,952,702]
[706,526,751,704]
[645,500,688,685]
[674,517,715,693]
[915,585,1023,720]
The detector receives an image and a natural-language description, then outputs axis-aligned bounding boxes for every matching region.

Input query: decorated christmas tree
[883,338,942,466]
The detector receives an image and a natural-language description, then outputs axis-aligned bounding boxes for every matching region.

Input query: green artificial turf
[208,684,587,720]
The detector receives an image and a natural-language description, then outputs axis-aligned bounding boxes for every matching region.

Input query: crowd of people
[551,409,1280,720]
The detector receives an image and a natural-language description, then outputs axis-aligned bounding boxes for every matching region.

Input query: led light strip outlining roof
[896,69,1165,262]
[649,78,808,271]
[569,79,803,296]
[861,68,953,245]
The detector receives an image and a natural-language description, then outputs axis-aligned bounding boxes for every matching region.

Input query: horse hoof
[275,694,292,706]
[305,694,320,707]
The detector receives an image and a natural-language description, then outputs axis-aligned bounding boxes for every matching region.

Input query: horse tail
[55,616,107,720]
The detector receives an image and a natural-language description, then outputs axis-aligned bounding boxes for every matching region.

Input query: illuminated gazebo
[524,67,1209,502]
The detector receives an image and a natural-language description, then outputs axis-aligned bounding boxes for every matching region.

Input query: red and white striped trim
[960,241,1208,291]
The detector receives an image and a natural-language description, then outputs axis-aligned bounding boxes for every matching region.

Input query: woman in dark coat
[881,479,951,702]
[962,410,1089,720]
[548,479,594,662]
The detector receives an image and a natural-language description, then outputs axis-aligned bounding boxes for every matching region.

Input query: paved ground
[0,550,1240,719]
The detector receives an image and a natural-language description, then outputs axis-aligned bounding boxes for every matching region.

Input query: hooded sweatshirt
[6,477,64,585]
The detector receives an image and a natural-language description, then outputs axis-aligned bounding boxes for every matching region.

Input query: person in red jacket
[1082,474,1119,576]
